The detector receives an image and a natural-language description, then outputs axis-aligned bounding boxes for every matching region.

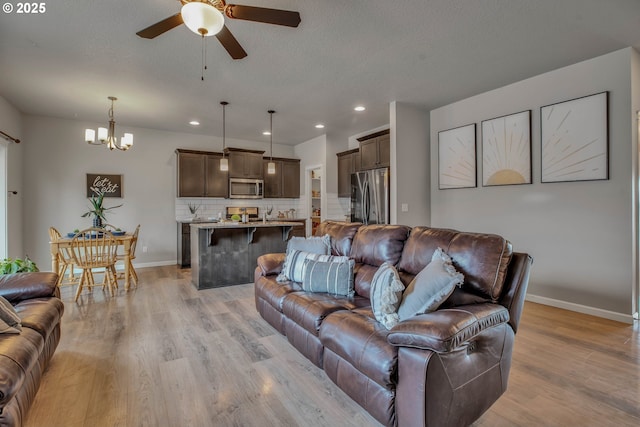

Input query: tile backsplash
[176,193,350,222]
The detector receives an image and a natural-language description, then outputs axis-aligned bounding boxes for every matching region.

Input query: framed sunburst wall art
[438,123,476,189]
[481,110,532,186]
[541,92,608,183]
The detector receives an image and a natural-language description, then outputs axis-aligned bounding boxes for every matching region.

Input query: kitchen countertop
[189,221,303,229]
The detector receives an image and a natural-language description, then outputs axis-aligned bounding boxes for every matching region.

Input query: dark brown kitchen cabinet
[178,222,191,267]
[263,160,282,197]
[263,158,300,198]
[227,148,264,179]
[176,149,228,197]
[205,154,229,198]
[359,130,390,170]
[177,151,205,197]
[337,148,360,197]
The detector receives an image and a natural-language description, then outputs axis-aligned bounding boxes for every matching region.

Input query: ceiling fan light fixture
[182,2,225,37]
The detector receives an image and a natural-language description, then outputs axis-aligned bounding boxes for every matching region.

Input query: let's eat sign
[86,174,122,198]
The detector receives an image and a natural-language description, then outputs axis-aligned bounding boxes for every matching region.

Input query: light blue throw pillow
[397,248,464,321]
[301,258,355,297]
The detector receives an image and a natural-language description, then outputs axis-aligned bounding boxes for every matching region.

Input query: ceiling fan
[136,0,301,60]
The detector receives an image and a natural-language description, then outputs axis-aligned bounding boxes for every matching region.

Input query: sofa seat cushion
[320,308,398,389]
[255,276,302,312]
[13,298,64,340]
[0,327,44,407]
[281,292,369,337]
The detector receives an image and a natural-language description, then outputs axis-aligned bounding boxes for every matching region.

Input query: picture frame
[540,92,609,183]
[438,123,477,189]
[86,174,123,198]
[481,110,532,186]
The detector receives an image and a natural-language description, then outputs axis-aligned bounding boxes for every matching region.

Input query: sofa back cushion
[397,226,512,303]
[315,221,362,256]
[349,224,410,298]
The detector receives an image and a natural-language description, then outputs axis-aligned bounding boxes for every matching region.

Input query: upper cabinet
[227,148,264,179]
[176,149,228,198]
[337,148,360,198]
[359,130,390,170]
[263,158,301,198]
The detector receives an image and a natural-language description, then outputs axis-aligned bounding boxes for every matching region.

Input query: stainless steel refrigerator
[350,167,389,224]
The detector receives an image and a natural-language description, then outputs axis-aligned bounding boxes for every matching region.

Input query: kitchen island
[190,221,302,289]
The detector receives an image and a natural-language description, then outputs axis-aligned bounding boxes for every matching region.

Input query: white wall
[391,102,430,226]
[21,115,295,271]
[430,48,637,319]
[0,96,24,258]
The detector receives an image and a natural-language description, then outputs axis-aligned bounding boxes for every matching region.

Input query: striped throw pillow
[277,249,349,283]
[301,258,355,297]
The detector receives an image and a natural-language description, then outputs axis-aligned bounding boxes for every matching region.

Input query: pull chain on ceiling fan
[136,0,301,60]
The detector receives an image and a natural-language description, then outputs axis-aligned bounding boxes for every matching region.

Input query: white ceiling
[1,0,640,146]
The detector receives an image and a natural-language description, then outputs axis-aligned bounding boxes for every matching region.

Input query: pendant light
[220,101,229,171]
[267,110,276,174]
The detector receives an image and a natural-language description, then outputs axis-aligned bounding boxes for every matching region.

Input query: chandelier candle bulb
[98,127,108,142]
[85,129,96,144]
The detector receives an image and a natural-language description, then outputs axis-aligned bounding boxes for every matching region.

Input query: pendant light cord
[268,110,275,160]
[201,35,208,81]
[221,101,228,156]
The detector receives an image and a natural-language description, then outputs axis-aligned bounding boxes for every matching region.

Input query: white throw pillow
[397,248,464,321]
[369,262,405,329]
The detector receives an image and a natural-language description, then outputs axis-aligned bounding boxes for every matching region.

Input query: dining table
[49,232,136,291]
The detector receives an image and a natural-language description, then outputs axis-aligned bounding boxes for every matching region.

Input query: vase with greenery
[0,256,39,274]
[188,202,201,219]
[81,191,123,228]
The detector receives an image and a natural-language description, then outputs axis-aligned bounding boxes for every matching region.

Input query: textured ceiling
[1,0,640,146]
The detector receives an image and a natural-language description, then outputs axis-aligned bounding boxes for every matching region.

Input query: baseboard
[111,260,177,270]
[526,294,634,324]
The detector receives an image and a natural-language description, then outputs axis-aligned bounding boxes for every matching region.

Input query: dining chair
[69,227,118,302]
[115,224,140,287]
[48,226,79,287]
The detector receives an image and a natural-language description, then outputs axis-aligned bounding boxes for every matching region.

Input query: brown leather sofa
[255,221,532,427]
[0,272,64,426]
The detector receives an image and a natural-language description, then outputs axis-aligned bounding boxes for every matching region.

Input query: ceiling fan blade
[225,5,301,27]
[136,13,184,39]
[216,25,248,60]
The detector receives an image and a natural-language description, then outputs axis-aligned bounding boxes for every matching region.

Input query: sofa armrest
[256,253,286,277]
[0,272,59,304]
[387,303,509,353]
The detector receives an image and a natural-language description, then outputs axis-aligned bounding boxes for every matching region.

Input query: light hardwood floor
[25,266,639,427]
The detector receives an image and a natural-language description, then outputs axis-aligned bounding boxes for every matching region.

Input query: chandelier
[84,96,133,151]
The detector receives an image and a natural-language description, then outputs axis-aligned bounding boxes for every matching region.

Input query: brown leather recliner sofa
[0,272,64,426]
[255,221,532,427]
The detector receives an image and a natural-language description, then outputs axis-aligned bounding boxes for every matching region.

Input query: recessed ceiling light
[189,120,200,126]
[315,124,325,129]
[263,131,271,136]
[354,106,366,112]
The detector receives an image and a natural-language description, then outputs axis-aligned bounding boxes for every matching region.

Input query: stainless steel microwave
[229,178,264,199]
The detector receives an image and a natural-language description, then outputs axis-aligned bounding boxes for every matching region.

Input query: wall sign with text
[86,174,123,198]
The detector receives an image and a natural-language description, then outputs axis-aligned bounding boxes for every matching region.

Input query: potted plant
[0,256,39,274]
[188,202,201,220]
[81,191,123,228]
